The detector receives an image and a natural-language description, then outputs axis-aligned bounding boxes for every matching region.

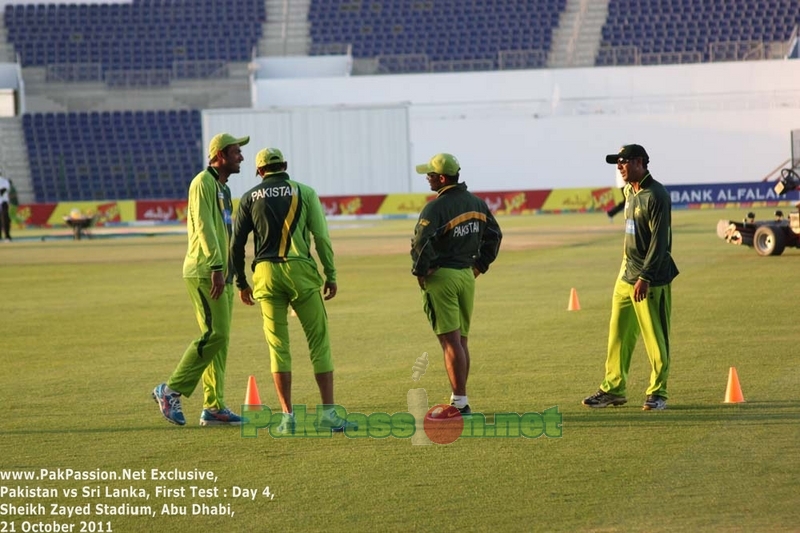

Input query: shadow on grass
[1,425,236,436]
[566,400,800,426]
[667,400,800,410]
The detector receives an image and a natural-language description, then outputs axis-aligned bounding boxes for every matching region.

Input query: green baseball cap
[255,148,286,175]
[606,144,649,164]
[208,133,250,160]
[255,148,285,168]
[415,153,460,176]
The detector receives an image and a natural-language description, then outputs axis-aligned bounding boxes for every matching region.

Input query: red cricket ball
[423,404,464,445]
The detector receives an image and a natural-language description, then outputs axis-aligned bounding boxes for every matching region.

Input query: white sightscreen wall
[254,60,800,191]
[0,89,15,116]
[202,105,411,200]
[409,106,800,191]
[0,64,21,117]
[251,56,352,81]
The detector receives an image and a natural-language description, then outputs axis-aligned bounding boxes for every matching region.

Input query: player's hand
[472,267,481,278]
[239,286,256,306]
[633,279,650,302]
[417,268,437,289]
[323,281,337,300]
[210,271,225,300]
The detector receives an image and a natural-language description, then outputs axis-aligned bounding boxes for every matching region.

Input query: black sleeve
[231,197,254,290]
[410,204,440,276]
[475,207,502,273]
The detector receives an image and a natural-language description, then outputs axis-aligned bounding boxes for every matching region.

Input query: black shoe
[451,403,471,415]
[582,390,627,408]
[642,395,667,411]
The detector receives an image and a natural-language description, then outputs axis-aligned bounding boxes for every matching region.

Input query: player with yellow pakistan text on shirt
[411,153,502,415]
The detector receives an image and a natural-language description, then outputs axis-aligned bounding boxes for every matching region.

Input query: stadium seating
[598,0,800,65]
[23,110,202,202]
[12,0,800,202]
[307,0,568,72]
[4,0,265,75]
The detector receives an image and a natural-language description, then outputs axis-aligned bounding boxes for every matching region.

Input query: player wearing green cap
[152,133,249,426]
[231,147,355,435]
[583,144,679,411]
[411,153,502,415]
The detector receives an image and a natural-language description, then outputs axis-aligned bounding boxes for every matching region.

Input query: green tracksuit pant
[167,279,233,410]
[601,277,672,398]
[252,261,333,374]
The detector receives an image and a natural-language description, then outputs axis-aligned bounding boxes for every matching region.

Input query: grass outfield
[2,208,799,532]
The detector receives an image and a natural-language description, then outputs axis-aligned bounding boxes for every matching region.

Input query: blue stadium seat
[5,1,265,75]
[307,0,567,72]
[24,110,204,202]
[597,0,800,65]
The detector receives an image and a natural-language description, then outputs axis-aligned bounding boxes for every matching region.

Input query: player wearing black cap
[583,144,679,411]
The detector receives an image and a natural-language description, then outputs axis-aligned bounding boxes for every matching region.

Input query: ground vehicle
[716,168,800,256]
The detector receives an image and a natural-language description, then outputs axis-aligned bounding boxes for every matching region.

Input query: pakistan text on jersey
[251,185,295,201]
[452,221,481,237]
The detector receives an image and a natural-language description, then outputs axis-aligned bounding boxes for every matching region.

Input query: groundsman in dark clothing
[411,153,502,415]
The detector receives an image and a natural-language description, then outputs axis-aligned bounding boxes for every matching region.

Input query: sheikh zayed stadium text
[1,467,277,531]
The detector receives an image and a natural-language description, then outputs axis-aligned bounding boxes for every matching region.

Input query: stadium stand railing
[498,49,549,71]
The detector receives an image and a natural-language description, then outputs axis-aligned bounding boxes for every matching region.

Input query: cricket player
[152,133,249,426]
[583,144,679,411]
[411,153,502,415]
[230,147,355,435]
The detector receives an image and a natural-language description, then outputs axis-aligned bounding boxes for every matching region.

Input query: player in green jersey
[231,147,355,435]
[583,144,679,411]
[152,133,249,426]
[411,153,502,415]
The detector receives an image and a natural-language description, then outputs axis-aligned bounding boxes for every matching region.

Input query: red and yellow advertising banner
[14,201,135,227]
[379,190,554,216]
[12,203,57,228]
[541,187,623,213]
[378,194,428,215]
[13,186,628,227]
[473,190,552,215]
[319,195,387,216]
[46,201,135,226]
[137,200,189,222]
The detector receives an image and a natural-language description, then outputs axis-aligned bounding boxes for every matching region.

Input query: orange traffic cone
[244,375,263,410]
[567,288,581,311]
[724,367,745,404]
